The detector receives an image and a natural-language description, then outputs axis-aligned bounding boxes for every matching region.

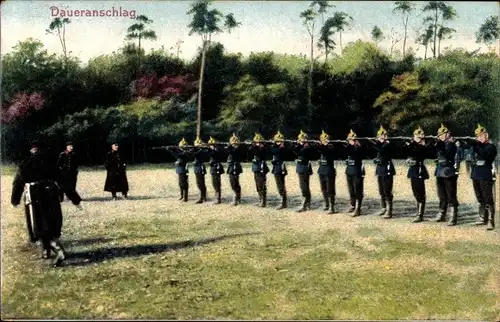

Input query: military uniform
[168,138,190,202]
[465,124,497,230]
[294,130,314,212]
[249,133,270,207]
[207,136,225,204]
[192,137,208,204]
[372,126,396,219]
[405,126,431,223]
[345,130,365,217]
[225,134,244,206]
[316,130,337,214]
[57,142,82,205]
[104,143,129,199]
[432,124,459,226]
[11,141,66,267]
[271,131,288,210]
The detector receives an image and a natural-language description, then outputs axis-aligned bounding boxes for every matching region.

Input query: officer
[345,129,365,217]
[225,133,244,206]
[371,126,396,219]
[57,141,83,208]
[464,124,497,230]
[104,142,129,200]
[192,136,208,204]
[207,136,225,205]
[294,130,314,213]
[316,130,337,214]
[167,138,190,202]
[405,126,431,223]
[249,133,270,207]
[432,124,459,226]
[270,131,288,210]
[11,140,66,267]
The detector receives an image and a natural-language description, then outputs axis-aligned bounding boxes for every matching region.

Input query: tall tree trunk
[433,9,438,58]
[424,45,428,59]
[403,16,408,56]
[138,35,142,73]
[438,37,441,57]
[308,34,314,128]
[339,31,343,56]
[196,39,207,137]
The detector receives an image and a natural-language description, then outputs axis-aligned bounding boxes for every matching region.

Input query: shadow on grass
[64,231,261,267]
[81,195,164,202]
[63,237,118,247]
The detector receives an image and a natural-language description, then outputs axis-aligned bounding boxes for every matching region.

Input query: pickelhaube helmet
[474,123,486,137]
[437,123,449,136]
[320,130,330,143]
[297,130,308,142]
[208,136,216,145]
[229,133,240,145]
[273,131,285,143]
[178,138,188,148]
[413,125,425,137]
[347,129,357,140]
[253,132,264,143]
[377,125,387,137]
[194,136,204,147]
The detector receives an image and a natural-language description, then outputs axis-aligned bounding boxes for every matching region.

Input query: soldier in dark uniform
[270,131,288,210]
[57,141,83,207]
[11,140,66,267]
[463,124,497,230]
[167,138,190,202]
[104,142,129,200]
[345,129,365,217]
[370,126,396,219]
[192,136,208,204]
[225,133,244,206]
[432,124,459,226]
[207,136,225,205]
[294,130,314,213]
[249,133,270,207]
[315,130,337,214]
[405,126,431,223]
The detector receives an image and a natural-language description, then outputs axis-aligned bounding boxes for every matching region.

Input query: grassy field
[1,162,499,320]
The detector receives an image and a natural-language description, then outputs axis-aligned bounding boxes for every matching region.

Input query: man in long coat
[104,142,129,200]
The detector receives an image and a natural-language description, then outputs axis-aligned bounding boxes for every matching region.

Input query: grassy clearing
[1,163,499,320]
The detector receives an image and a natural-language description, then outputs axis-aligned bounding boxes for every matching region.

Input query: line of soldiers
[166,124,497,231]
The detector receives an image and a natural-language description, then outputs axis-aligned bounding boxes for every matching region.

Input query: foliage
[476,15,499,45]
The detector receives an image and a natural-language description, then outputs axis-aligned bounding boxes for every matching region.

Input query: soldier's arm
[476,144,498,161]
[11,166,25,206]
[57,153,64,168]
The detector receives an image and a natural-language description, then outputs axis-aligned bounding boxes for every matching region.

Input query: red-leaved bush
[1,92,46,123]
[131,73,197,100]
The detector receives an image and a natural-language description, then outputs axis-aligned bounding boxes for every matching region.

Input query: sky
[1,1,498,64]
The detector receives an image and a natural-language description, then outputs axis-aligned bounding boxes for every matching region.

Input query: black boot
[474,204,487,225]
[447,206,458,226]
[50,239,66,267]
[236,192,241,205]
[261,191,267,208]
[412,202,425,223]
[328,197,335,214]
[383,200,393,219]
[195,190,205,204]
[212,191,221,205]
[486,205,495,231]
[322,194,329,211]
[433,207,447,222]
[255,192,262,207]
[183,189,188,202]
[352,199,362,217]
[178,190,184,201]
[112,192,118,200]
[296,197,307,213]
[276,193,287,210]
[41,248,51,259]
[376,199,387,216]
[348,199,355,212]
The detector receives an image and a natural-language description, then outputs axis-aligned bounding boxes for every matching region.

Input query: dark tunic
[434,140,457,178]
[406,141,430,180]
[469,141,497,181]
[345,144,365,177]
[249,145,270,174]
[271,144,288,175]
[208,148,225,175]
[192,148,208,175]
[293,144,314,175]
[11,151,63,241]
[373,141,396,176]
[225,145,243,175]
[169,148,190,174]
[104,151,129,192]
[57,151,79,174]
[316,143,336,176]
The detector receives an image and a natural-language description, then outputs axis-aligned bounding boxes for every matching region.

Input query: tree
[46,18,71,65]
[437,26,456,57]
[371,26,384,47]
[300,7,319,128]
[476,15,499,48]
[393,1,415,57]
[318,17,336,64]
[422,1,457,58]
[310,0,334,25]
[125,15,157,70]
[417,25,434,59]
[389,28,402,57]
[170,39,184,59]
[331,11,353,56]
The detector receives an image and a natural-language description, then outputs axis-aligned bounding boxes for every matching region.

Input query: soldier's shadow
[63,231,260,267]
[82,196,164,202]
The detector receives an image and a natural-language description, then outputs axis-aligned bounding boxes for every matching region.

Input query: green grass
[2,165,499,320]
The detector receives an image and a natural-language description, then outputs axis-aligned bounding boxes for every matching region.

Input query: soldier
[11,140,66,267]
[405,126,431,223]
[370,126,396,219]
[315,130,337,214]
[207,136,225,204]
[432,124,459,226]
[293,130,314,213]
[271,131,288,210]
[104,142,129,200]
[167,138,190,202]
[345,129,365,217]
[249,133,270,207]
[225,133,244,206]
[464,124,497,230]
[192,136,208,204]
[57,141,83,208]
